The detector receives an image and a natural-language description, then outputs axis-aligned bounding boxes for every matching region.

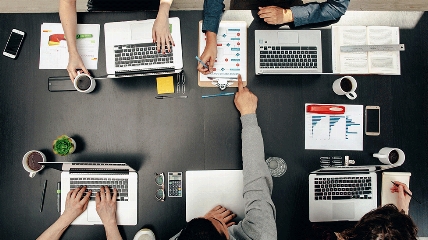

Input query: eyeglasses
[155,172,165,201]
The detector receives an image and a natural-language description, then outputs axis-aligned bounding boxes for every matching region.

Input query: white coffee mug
[73,72,96,93]
[373,147,405,166]
[332,76,357,100]
[22,150,46,178]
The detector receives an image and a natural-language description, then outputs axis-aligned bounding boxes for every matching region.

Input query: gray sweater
[170,114,277,240]
[228,114,277,240]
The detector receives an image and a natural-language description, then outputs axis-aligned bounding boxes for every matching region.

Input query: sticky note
[156,76,174,94]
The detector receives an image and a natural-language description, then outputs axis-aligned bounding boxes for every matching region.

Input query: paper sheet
[39,23,100,69]
[381,172,411,207]
[186,170,245,222]
[198,21,247,82]
[305,104,363,150]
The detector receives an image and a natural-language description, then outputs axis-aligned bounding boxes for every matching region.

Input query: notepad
[381,172,411,206]
[156,76,174,94]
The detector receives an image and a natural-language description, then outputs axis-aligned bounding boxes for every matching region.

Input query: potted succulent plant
[52,135,76,156]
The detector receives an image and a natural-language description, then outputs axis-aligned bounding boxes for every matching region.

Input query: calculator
[168,172,182,197]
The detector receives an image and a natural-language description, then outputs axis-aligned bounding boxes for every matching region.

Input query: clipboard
[198,20,247,88]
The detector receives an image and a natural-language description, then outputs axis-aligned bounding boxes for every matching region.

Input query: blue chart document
[305,104,363,150]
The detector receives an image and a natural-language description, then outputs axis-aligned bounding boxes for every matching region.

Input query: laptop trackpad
[87,202,102,223]
[332,202,355,220]
[278,32,299,44]
[131,23,152,40]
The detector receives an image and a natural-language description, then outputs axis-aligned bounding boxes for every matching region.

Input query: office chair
[87,0,159,11]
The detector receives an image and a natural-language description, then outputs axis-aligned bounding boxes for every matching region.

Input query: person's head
[177,218,228,240]
[338,204,418,240]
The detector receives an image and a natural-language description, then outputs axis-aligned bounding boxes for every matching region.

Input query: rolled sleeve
[291,0,350,27]
[202,0,225,34]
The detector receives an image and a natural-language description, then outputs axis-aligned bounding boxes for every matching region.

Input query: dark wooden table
[0,10,427,239]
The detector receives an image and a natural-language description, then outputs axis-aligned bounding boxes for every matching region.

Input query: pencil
[391,181,421,204]
[40,180,47,212]
[202,92,235,98]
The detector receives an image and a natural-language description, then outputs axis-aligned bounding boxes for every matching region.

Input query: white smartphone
[3,29,26,59]
[365,106,380,136]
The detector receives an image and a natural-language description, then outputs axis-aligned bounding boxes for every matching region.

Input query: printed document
[332,26,400,75]
[305,104,363,150]
[39,23,100,69]
[198,21,247,82]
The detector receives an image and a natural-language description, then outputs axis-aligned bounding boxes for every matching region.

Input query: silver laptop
[309,166,377,222]
[41,162,138,225]
[104,17,183,77]
[255,30,322,75]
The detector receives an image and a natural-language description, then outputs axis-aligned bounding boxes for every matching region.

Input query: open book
[332,26,401,75]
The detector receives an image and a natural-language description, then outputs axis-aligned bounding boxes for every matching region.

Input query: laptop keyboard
[314,176,372,200]
[70,177,129,201]
[259,46,318,69]
[114,43,173,68]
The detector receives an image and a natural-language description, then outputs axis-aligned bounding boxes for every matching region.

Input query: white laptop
[186,170,245,222]
[309,166,377,222]
[255,30,323,75]
[41,162,138,225]
[104,17,183,77]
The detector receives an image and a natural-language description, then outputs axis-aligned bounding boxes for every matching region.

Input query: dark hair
[339,204,418,240]
[177,218,227,240]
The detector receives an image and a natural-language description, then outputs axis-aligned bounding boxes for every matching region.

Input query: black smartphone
[365,106,380,136]
[48,76,76,92]
[3,29,26,59]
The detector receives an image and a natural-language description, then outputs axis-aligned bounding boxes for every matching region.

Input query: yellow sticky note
[156,76,174,94]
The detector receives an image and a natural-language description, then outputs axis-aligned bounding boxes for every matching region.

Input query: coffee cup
[73,72,96,93]
[332,76,357,100]
[22,150,46,178]
[373,147,405,166]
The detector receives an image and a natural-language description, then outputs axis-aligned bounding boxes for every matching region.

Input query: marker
[40,180,47,212]
[57,182,61,212]
[202,92,235,98]
[195,56,209,69]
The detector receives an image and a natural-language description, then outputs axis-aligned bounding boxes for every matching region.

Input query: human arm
[59,0,90,81]
[152,0,174,54]
[390,181,412,214]
[197,0,225,74]
[258,0,349,27]
[96,186,122,240]
[228,75,277,239]
[37,187,91,240]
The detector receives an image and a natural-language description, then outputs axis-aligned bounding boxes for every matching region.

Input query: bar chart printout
[305,104,363,150]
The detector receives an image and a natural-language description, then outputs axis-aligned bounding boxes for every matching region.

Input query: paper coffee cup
[332,76,357,100]
[74,73,96,93]
[22,150,46,178]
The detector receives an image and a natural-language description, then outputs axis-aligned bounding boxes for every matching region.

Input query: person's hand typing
[390,181,412,214]
[197,31,217,74]
[204,205,236,227]
[96,186,118,225]
[234,74,258,116]
[62,186,91,223]
[258,6,294,25]
[152,5,174,54]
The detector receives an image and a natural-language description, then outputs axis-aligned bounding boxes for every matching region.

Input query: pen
[155,95,188,99]
[40,180,47,212]
[391,181,421,204]
[57,182,61,212]
[195,56,209,69]
[202,92,235,98]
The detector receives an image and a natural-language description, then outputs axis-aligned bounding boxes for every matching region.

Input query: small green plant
[53,135,75,156]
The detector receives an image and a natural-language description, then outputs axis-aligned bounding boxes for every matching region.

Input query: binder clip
[211,78,232,91]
